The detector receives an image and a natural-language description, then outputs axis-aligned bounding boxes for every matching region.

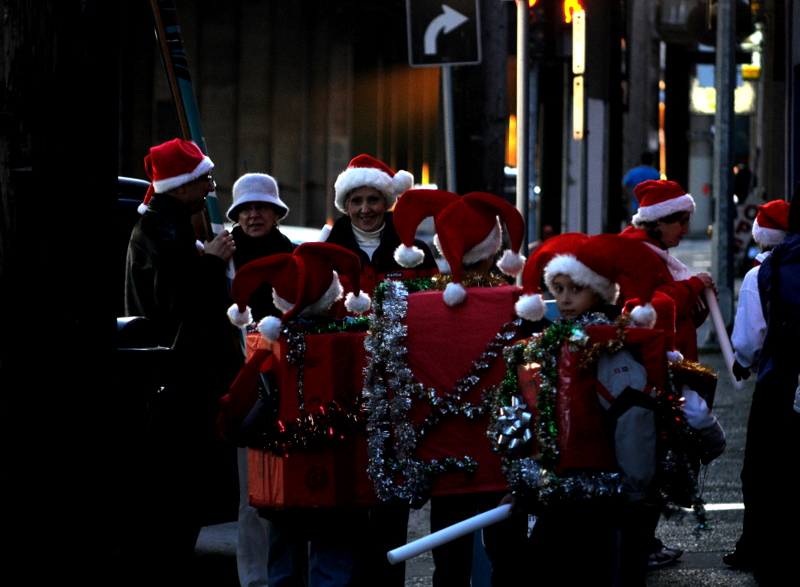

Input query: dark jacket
[231,224,295,320]
[124,193,241,525]
[757,232,800,383]
[325,211,439,297]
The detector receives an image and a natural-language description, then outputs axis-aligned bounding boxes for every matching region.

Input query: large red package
[369,285,523,497]
[515,325,668,474]
[246,330,378,508]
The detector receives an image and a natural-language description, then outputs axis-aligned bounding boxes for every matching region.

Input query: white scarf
[642,242,693,281]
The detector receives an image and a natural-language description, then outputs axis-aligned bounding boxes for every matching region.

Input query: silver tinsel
[363,280,520,502]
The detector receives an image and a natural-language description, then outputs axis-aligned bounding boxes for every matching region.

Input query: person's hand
[204,229,235,263]
[695,272,718,297]
[732,360,751,381]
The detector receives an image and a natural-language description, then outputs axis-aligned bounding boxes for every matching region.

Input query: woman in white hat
[228,173,295,320]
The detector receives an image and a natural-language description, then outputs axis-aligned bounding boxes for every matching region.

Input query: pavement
[192,236,759,586]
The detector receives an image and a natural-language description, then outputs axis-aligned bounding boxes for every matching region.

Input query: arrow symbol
[424,5,469,56]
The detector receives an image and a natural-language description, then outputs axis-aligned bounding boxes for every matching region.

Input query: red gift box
[516,325,668,474]
[398,286,523,495]
[247,330,378,508]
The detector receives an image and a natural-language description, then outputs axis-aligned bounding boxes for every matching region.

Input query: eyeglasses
[197,173,216,188]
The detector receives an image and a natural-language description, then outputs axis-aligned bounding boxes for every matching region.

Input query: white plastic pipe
[704,289,745,392]
[386,504,512,565]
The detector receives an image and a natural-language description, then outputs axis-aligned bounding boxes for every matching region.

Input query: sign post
[407,1,482,192]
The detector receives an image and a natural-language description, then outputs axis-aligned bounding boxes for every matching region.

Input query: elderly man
[121,138,241,585]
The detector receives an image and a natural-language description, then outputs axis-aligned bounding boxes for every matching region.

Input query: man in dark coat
[120,138,241,585]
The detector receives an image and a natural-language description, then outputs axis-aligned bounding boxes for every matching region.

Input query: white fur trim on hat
[752,220,787,248]
[443,282,467,307]
[152,156,213,194]
[344,291,371,314]
[334,168,413,214]
[258,316,284,343]
[544,255,619,304]
[515,293,546,322]
[394,243,426,268]
[227,303,253,327]
[272,275,344,318]
[632,193,696,227]
[630,303,656,329]
[497,249,525,276]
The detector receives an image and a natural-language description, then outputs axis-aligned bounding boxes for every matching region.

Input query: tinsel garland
[490,312,710,526]
[363,278,518,502]
[266,316,369,410]
[655,361,711,533]
[491,314,625,504]
[247,394,366,457]
[245,316,370,455]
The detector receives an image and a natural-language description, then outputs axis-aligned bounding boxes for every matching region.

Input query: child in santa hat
[731,199,791,382]
[221,242,373,587]
[726,197,791,572]
[500,233,718,586]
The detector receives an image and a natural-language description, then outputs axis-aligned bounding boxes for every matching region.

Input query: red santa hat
[514,233,589,322]
[333,154,414,214]
[543,233,663,327]
[623,291,684,362]
[139,138,214,214]
[392,189,526,307]
[226,242,371,342]
[752,199,790,247]
[631,179,695,227]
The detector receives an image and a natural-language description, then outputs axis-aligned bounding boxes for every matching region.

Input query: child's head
[548,272,605,318]
[543,252,619,319]
[516,233,661,325]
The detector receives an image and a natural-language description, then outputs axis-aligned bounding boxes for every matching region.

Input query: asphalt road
[193,237,759,586]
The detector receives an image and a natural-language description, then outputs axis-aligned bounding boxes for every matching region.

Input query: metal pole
[712,0,737,327]
[516,0,529,251]
[442,65,457,192]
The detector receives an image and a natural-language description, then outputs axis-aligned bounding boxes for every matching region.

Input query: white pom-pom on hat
[497,249,525,276]
[630,302,657,329]
[443,282,467,307]
[394,243,426,268]
[344,291,371,315]
[227,303,253,327]
[514,293,546,322]
[258,316,284,343]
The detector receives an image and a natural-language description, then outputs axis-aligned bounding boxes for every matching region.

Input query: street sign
[406,0,482,67]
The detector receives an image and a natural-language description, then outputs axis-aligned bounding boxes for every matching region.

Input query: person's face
[237,202,279,238]
[346,186,387,233]
[178,173,215,214]
[656,212,691,249]
[550,274,604,319]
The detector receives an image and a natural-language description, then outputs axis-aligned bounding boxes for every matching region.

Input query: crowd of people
[118,137,797,587]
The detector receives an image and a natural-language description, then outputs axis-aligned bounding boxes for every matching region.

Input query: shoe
[661,545,684,560]
[648,546,680,568]
[723,549,753,571]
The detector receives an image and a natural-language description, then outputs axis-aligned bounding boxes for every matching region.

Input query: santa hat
[226,242,371,342]
[333,154,414,214]
[392,189,526,307]
[543,233,663,326]
[227,173,289,221]
[624,291,684,362]
[631,180,695,227]
[752,199,790,247]
[139,138,214,214]
[514,233,589,322]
